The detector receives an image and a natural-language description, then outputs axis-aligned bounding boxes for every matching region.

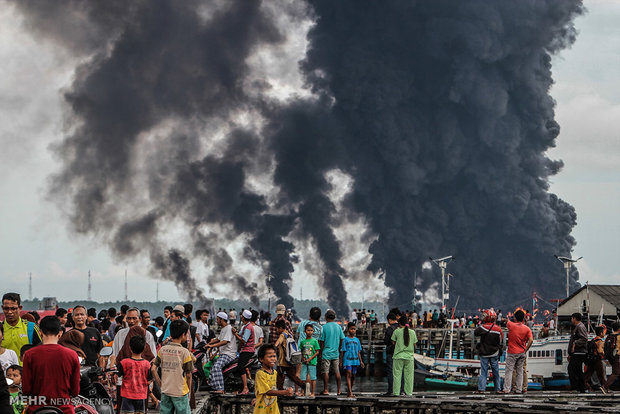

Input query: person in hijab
[59,329,87,360]
[117,326,155,363]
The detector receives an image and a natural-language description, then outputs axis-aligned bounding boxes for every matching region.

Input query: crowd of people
[1,291,619,414]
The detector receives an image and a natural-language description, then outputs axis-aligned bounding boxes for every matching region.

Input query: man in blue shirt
[318,310,344,395]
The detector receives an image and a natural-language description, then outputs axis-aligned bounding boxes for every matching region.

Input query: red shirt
[506,321,532,354]
[22,344,81,414]
[118,357,151,399]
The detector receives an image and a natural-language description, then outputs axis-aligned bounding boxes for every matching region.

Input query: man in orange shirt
[500,310,533,394]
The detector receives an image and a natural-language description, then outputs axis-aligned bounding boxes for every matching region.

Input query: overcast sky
[0,0,618,304]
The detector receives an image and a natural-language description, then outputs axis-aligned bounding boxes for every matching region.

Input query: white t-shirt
[253,325,264,345]
[193,321,210,343]
[350,311,358,321]
[218,324,237,358]
[0,349,19,372]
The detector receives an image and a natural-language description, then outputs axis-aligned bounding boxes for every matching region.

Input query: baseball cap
[276,304,286,315]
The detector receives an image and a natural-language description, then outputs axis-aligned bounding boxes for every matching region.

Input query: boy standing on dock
[299,325,320,396]
[254,344,293,414]
[341,322,364,398]
[500,310,533,394]
[319,310,345,395]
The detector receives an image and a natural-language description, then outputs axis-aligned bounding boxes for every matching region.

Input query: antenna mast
[29,273,32,301]
[156,282,159,302]
[88,270,92,301]
[124,269,128,301]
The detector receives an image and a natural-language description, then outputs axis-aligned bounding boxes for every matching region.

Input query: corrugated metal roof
[560,284,620,308]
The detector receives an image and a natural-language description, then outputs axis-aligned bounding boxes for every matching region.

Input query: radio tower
[87,270,92,301]
[124,269,128,301]
[29,273,32,301]
[156,282,159,302]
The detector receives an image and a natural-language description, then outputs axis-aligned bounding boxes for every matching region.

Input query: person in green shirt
[299,325,320,396]
[391,315,417,396]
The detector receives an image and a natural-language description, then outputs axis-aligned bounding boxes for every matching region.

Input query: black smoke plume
[11,0,583,310]
[299,0,582,308]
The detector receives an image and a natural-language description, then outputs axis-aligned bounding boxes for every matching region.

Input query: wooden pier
[197,391,620,414]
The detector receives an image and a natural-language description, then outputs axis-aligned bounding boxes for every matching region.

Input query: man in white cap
[232,309,255,394]
[269,304,292,344]
[206,311,237,393]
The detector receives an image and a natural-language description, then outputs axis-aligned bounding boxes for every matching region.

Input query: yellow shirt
[254,368,279,414]
[2,318,41,365]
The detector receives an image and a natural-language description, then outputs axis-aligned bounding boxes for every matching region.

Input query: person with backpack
[474,309,503,393]
[567,312,588,393]
[274,319,304,394]
[584,325,606,392]
[1,293,41,365]
[601,322,620,394]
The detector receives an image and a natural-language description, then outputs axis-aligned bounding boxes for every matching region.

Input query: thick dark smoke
[300,0,583,308]
[11,0,583,310]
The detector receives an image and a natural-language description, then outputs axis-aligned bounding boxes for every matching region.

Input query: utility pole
[88,270,92,301]
[156,282,159,302]
[430,256,454,310]
[124,269,128,301]
[266,273,273,314]
[29,273,32,301]
[554,255,582,298]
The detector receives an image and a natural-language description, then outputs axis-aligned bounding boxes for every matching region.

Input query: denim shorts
[300,364,317,381]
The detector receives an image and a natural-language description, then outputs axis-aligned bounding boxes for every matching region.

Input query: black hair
[108,307,117,318]
[40,315,62,336]
[612,322,620,332]
[571,312,582,321]
[304,324,315,332]
[170,320,189,339]
[129,335,146,354]
[20,345,33,359]
[116,315,124,325]
[114,324,123,334]
[514,310,525,322]
[184,304,193,315]
[120,305,130,314]
[325,311,336,320]
[275,319,287,329]
[258,344,276,360]
[172,310,184,318]
[29,311,40,322]
[0,323,3,334]
[164,306,173,312]
[87,308,97,318]
[389,308,401,315]
[98,309,108,320]
[347,322,356,329]
[387,312,397,321]
[55,308,67,318]
[309,307,322,321]
[154,316,164,326]
[100,319,111,331]
[6,364,22,375]
[2,293,21,305]
[398,315,410,347]
[140,309,150,318]
[195,309,205,320]
[595,326,606,336]
[251,310,259,323]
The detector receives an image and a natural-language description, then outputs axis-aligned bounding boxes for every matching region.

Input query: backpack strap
[27,321,35,344]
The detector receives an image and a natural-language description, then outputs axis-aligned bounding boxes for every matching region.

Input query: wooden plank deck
[197,391,620,414]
